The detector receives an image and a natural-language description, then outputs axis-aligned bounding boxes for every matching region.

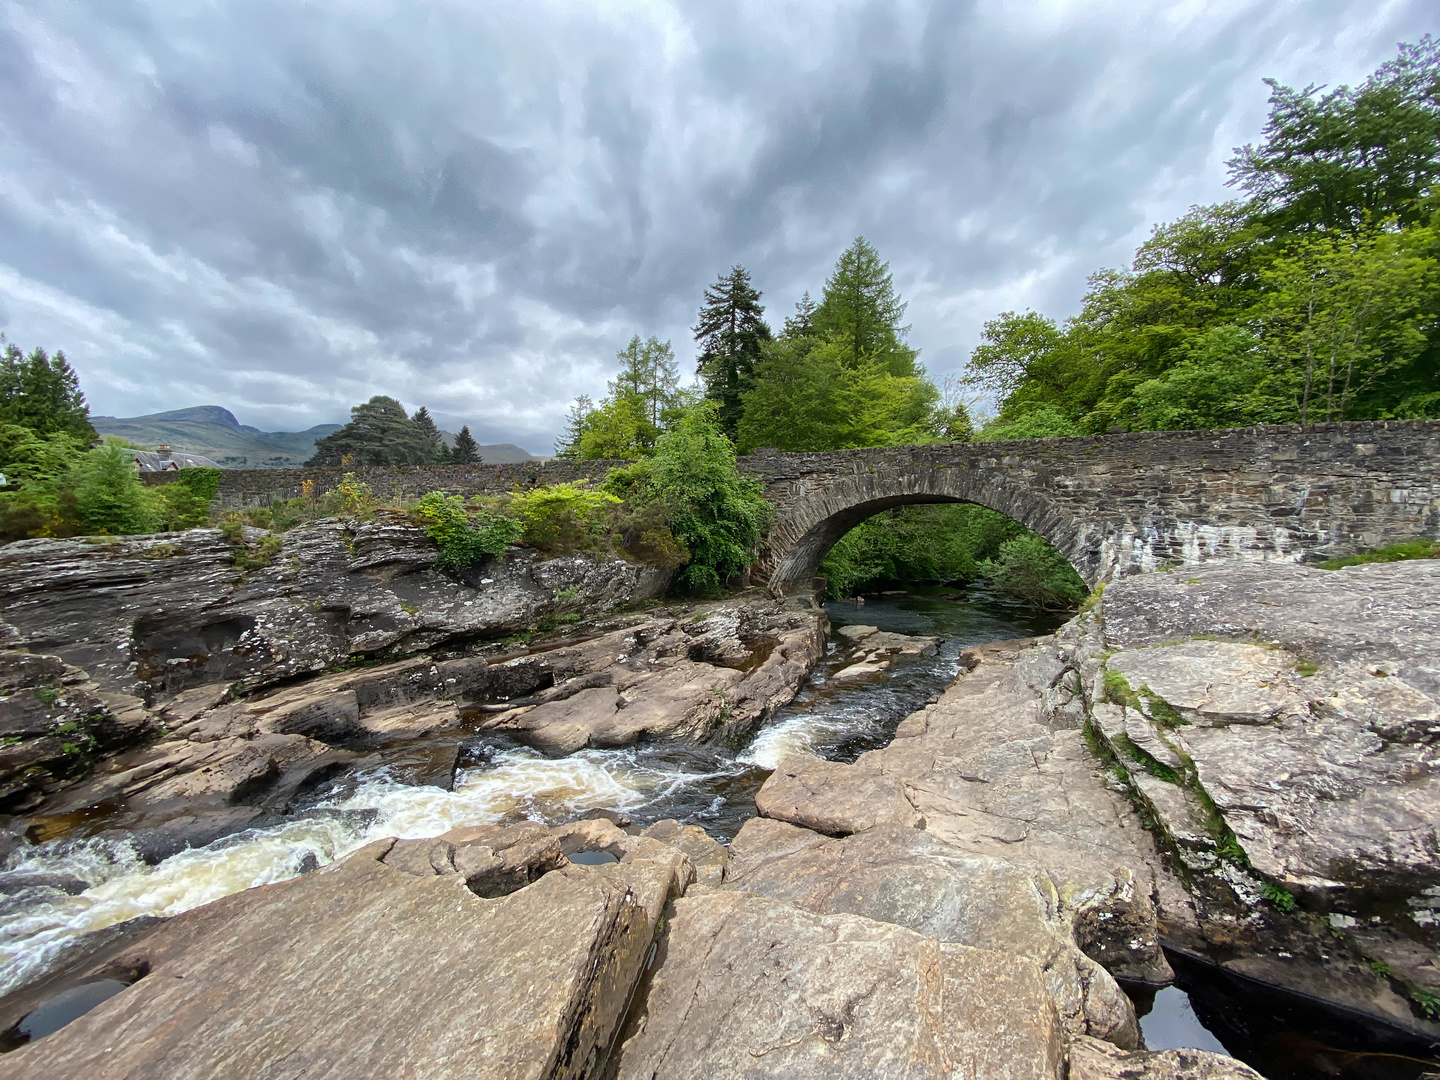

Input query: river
[0,588,1063,998]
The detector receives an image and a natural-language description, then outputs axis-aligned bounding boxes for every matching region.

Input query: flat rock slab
[753,641,1178,985]
[613,889,1066,1080]
[4,822,687,1080]
[724,818,1138,1047]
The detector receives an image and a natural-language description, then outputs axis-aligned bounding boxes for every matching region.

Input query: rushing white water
[0,744,749,996]
[1,591,1065,1000]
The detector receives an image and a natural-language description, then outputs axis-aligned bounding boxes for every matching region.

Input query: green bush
[507,482,621,554]
[151,467,221,530]
[980,534,1088,610]
[323,473,377,517]
[72,444,156,535]
[413,492,524,574]
[629,402,770,594]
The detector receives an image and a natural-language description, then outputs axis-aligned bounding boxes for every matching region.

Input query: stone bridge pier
[739,420,1440,595]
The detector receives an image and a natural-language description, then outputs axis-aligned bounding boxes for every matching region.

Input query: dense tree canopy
[965,38,1440,436]
[0,342,97,443]
[736,237,937,453]
[307,396,441,466]
[557,337,685,460]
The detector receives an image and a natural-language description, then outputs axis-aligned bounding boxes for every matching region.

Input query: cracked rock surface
[1071,560,1440,1043]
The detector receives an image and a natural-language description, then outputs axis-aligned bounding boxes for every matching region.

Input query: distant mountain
[91,406,536,468]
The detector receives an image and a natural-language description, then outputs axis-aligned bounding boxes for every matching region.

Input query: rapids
[0,588,1063,998]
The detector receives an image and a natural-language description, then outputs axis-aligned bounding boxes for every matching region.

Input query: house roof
[125,449,223,472]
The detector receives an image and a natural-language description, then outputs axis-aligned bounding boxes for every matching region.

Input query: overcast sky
[0,1,1432,451]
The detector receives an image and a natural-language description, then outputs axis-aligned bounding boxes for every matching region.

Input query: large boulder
[750,638,1179,988]
[724,818,1139,1047]
[611,888,1067,1080]
[1070,559,1440,1043]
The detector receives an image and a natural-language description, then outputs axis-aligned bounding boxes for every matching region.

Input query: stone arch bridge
[738,420,1440,594]
[182,420,1440,594]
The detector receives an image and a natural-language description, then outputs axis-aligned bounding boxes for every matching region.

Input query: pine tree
[694,266,771,436]
[410,406,447,463]
[554,395,594,458]
[451,425,482,464]
[813,237,916,374]
[0,341,98,443]
[782,292,818,340]
[307,396,430,466]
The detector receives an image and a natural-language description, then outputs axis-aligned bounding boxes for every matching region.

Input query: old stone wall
[741,420,1440,591]
[143,459,627,509]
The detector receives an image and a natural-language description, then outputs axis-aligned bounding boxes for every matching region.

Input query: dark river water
[2,590,1424,1078]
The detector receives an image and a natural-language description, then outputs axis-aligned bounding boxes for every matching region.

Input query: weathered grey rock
[1068,1035,1265,1080]
[612,888,1067,1080]
[753,639,1179,986]
[481,599,824,753]
[724,817,1139,1047]
[0,518,672,703]
[1077,560,1440,1038]
[1,822,688,1079]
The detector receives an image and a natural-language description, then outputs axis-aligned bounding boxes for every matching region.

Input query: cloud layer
[0,0,1430,450]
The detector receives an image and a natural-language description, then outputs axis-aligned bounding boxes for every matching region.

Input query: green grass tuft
[1318,540,1439,570]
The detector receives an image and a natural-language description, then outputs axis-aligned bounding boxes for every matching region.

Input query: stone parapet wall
[143,459,629,510]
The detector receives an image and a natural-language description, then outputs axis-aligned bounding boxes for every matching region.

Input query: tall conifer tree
[410,406,447,463]
[450,425,482,464]
[694,266,771,435]
[0,341,97,443]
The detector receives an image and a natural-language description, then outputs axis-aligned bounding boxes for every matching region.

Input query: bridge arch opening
[760,491,1092,607]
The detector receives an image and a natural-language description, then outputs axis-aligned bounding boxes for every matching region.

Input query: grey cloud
[0,0,1432,451]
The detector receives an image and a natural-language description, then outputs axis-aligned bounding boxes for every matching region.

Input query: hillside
[91,406,536,467]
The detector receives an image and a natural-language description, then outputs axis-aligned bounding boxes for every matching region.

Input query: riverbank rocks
[1068,559,1440,1044]
[0,517,673,704]
[611,888,1067,1080]
[723,818,1140,1047]
[476,599,824,754]
[0,511,823,839]
[0,819,689,1079]
[829,623,939,681]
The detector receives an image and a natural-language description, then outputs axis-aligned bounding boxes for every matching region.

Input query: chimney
[157,444,172,460]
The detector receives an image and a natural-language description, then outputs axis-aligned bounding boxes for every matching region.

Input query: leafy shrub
[622,402,770,594]
[413,492,523,574]
[151,467,222,530]
[323,473,377,517]
[980,534,1088,609]
[507,482,621,554]
[73,444,157,535]
[610,494,688,570]
[1259,882,1298,914]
